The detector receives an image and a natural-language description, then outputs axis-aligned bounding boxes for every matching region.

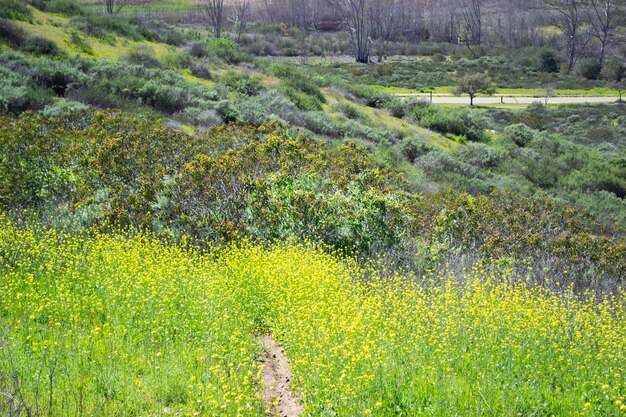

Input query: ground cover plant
[1,220,625,416]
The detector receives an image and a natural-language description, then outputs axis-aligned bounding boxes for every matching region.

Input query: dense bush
[0,18,26,47]
[413,104,487,142]
[576,58,602,80]
[44,0,87,16]
[0,0,32,21]
[220,70,262,96]
[2,111,624,292]
[21,36,61,56]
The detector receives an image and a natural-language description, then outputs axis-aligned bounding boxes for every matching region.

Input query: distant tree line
[193,0,624,69]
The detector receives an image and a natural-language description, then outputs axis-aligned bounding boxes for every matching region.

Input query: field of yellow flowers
[1,218,625,416]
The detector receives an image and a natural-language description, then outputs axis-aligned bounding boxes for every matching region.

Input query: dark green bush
[413,105,487,142]
[45,0,87,16]
[220,70,262,96]
[576,58,602,80]
[0,17,25,47]
[0,0,32,21]
[71,15,143,42]
[21,36,61,56]
[189,42,208,58]
[501,123,540,147]
[31,59,84,96]
[397,136,434,162]
[121,46,161,68]
[539,49,559,73]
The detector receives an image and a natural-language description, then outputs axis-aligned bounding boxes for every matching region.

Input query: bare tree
[105,0,129,15]
[229,0,251,43]
[546,0,590,73]
[326,0,371,63]
[369,0,408,62]
[457,0,483,50]
[586,0,618,66]
[199,0,225,38]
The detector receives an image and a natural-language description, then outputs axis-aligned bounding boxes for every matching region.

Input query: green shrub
[397,136,434,162]
[340,83,391,108]
[121,46,161,68]
[41,99,89,116]
[539,49,559,73]
[206,37,251,64]
[45,0,87,16]
[189,42,208,58]
[0,17,25,47]
[68,30,93,55]
[32,59,85,96]
[0,0,32,21]
[601,56,625,83]
[235,90,301,127]
[575,58,602,80]
[189,60,211,79]
[220,70,262,96]
[21,36,61,56]
[501,123,540,147]
[414,105,487,142]
[334,102,368,121]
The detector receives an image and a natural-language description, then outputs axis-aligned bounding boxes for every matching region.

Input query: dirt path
[261,335,303,417]
[396,95,619,105]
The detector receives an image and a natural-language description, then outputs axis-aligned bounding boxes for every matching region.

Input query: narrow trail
[261,335,303,417]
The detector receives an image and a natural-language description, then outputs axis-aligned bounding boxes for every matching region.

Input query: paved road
[397,95,620,105]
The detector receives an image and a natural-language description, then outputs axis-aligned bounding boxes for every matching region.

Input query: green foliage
[1,111,624,292]
[0,0,32,21]
[601,56,625,83]
[576,58,602,80]
[413,104,487,142]
[501,123,540,147]
[0,18,26,47]
[121,45,161,68]
[453,73,495,105]
[220,70,262,96]
[538,48,559,73]
[21,36,61,56]
[44,0,87,16]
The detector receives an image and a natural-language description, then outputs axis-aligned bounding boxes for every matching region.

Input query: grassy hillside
[1,2,626,415]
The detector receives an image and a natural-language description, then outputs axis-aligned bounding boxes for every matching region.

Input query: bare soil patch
[261,334,303,417]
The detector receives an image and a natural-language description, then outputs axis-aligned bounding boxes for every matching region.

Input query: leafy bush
[220,70,262,96]
[32,59,86,96]
[340,83,391,108]
[189,60,211,79]
[538,49,559,73]
[413,105,487,142]
[501,123,540,147]
[21,36,61,56]
[576,58,602,80]
[0,0,32,21]
[0,18,25,47]
[206,37,251,64]
[397,135,434,162]
[334,102,368,121]
[235,90,301,126]
[121,46,161,68]
[45,0,87,16]
[189,42,208,58]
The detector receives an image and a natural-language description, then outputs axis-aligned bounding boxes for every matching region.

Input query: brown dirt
[261,334,303,417]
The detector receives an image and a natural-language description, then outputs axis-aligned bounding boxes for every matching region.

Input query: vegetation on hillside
[1,222,625,416]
